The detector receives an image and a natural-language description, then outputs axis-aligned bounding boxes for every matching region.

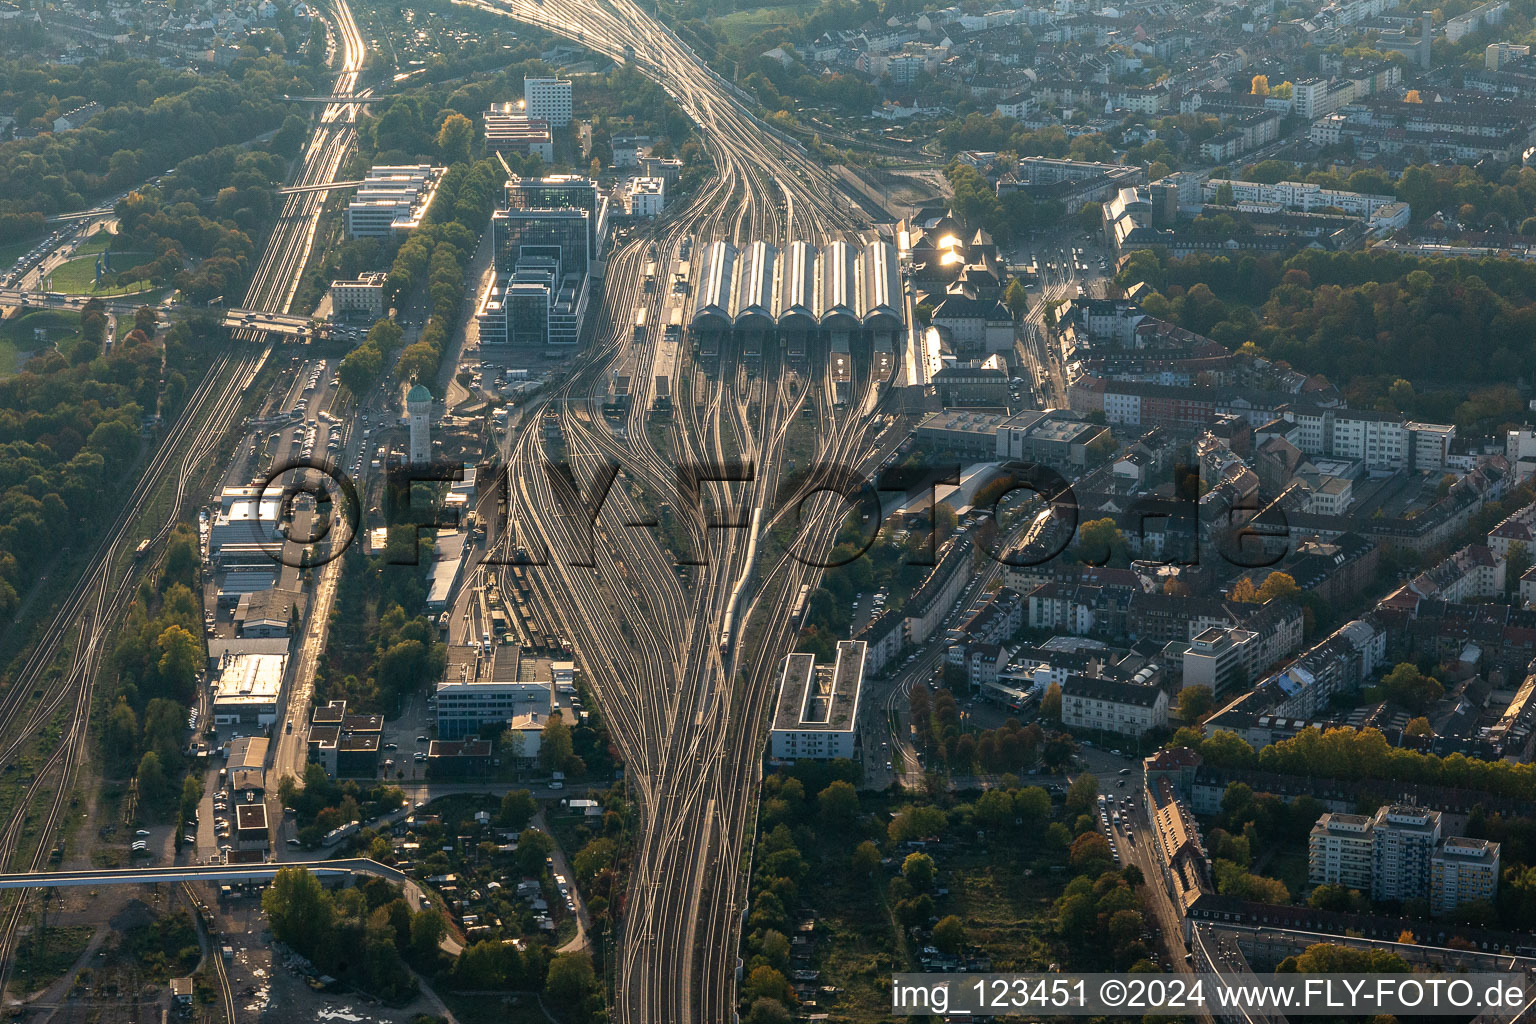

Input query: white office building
[436,644,556,739]
[346,165,446,239]
[524,77,572,128]
[626,176,665,217]
[769,641,866,761]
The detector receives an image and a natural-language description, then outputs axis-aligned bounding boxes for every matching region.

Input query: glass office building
[491,207,591,277]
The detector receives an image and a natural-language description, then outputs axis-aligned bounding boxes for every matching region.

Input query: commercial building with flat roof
[346,165,446,239]
[436,644,555,739]
[329,272,388,321]
[995,408,1108,468]
[235,803,269,850]
[769,640,866,761]
[211,652,285,727]
[483,104,553,161]
[523,76,572,127]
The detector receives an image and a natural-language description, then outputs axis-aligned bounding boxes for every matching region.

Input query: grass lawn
[74,229,115,257]
[0,309,82,374]
[710,3,815,43]
[46,252,156,296]
[0,336,19,378]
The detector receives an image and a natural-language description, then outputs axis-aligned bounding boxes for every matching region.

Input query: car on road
[135,829,151,837]
[287,838,302,846]
[416,735,429,742]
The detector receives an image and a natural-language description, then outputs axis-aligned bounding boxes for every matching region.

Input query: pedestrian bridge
[0,857,407,890]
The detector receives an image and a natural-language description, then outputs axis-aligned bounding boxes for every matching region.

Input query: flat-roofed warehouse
[211,652,286,727]
[769,640,867,761]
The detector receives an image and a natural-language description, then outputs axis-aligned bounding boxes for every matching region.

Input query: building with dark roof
[1061,674,1169,737]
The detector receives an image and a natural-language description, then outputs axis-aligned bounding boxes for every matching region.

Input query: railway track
[0,0,366,996]
[468,1,912,1018]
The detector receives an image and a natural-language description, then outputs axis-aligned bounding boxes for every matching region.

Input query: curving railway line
[0,0,366,996]
[465,0,906,1019]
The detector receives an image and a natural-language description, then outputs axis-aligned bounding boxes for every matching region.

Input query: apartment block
[1061,675,1169,737]
[1308,812,1375,891]
[1431,837,1502,915]
[1370,804,1442,902]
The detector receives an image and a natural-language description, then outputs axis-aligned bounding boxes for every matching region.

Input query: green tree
[409,908,447,963]
[1015,786,1051,823]
[1177,685,1214,723]
[741,965,793,1007]
[1077,201,1104,234]
[1278,943,1408,974]
[499,789,537,830]
[902,852,935,889]
[1075,518,1128,566]
[156,624,202,700]
[1257,571,1300,603]
[851,840,881,874]
[539,712,575,773]
[104,697,139,772]
[745,997,793,1024]
[262,867,335,956]
[1040,682,1062,721]
[1069,832,1113,874]
[136,750,167,802]
[1372,663,1443,715]
[1065,772,1098,813]
[817,780,858,825]
[974,788,1014,828]
[436,113,474,164]
[1004,277,1029,320]
[515,828,554,876]
[545,951,597,1005]
[932,915,967,954]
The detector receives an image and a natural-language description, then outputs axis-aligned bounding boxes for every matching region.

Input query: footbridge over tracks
[0,857,407,890]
